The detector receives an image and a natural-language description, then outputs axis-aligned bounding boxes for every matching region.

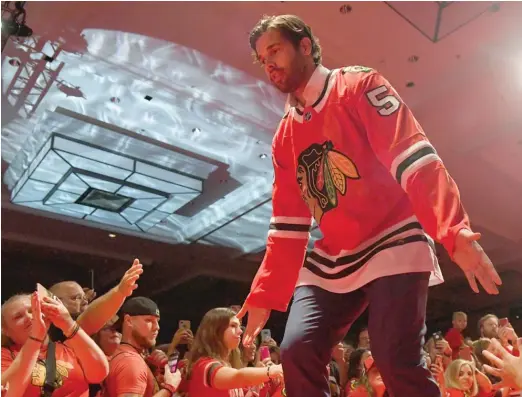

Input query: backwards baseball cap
[114,297,160,331]
[121,297,160,317]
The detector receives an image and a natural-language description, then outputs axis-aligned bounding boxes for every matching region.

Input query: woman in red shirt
[1,292,108,397]
[346,355,385,397]
[183,308,283,397]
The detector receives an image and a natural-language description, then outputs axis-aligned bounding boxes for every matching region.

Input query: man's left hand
[118,259,144,297]
[452,229,502,294]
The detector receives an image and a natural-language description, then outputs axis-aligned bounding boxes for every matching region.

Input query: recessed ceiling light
[192,127,201,133]
[339,4,352,13]
[406,81,415,88]
[8,58,20,66]
[108,233,117,238]
[489,3,500,12]
[259,153,268,159]
[408,55,419,63]
[144,95,153,101]
[110,97,120,103]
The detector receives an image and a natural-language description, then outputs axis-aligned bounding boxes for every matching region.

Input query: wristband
[162,383,176,396]
[267,365,272,380]
[29,335,45,343]
[65,322,80,340]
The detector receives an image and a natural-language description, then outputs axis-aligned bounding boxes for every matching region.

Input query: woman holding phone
[1,291,108,397]
[182,308,284,397]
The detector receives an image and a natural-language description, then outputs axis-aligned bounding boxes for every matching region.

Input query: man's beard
[483,330,498,339]
[131,328,155,350]
[273,57,307,94]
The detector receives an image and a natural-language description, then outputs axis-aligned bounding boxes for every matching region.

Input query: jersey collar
[285,64,331,113]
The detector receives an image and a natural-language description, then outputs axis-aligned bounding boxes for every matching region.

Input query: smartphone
[363,355,375,372]
[179,320,191,331]
[168,351,179,373]
[36,283,56,301]
[460,346,472,361]
[259,346,270,361]
[261,329,271,343]
[499,318,509,327]
[432,331,443,342]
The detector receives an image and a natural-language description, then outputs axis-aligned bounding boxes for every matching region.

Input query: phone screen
[499,318,509,327]
[259,346,270,361]
[168,352,179,373]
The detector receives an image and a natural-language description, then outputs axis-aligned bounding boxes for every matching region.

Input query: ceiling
[2,1,522,339]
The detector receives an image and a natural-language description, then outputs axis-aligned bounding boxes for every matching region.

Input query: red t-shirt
[445,328,464,359]
[103,344,159,397]
[446,387,495,397]
[346,385,370,397]
[184,357,244,397]
[1,344,88,397]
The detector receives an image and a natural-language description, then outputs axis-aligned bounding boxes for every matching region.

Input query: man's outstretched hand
[453,229,502,294]
[236,302,271,347]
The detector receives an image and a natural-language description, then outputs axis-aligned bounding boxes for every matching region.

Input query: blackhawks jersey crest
[296,141,360,224]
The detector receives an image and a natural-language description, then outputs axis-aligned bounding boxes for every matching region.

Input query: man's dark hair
[249,14,322,65]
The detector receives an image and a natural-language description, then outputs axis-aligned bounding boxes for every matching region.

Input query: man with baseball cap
[103,297,181,397]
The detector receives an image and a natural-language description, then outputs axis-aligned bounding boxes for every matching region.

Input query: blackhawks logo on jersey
[296,141,360,224]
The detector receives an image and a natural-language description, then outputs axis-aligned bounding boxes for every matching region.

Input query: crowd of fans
[1,259,521,397]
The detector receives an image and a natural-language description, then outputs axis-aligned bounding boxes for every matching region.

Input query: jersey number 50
[366,85,401,116]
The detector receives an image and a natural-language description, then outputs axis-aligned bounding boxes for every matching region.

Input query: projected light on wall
[2,29,290,253]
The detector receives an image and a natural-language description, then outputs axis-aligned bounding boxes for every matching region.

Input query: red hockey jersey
[246,65,470,312]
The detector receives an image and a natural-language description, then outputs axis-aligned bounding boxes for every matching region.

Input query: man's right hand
[236,303,271,347]
[163,364,182,390]
[170,328,193,349]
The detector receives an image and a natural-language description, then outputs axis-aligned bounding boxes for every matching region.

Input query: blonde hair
[445,359,479,396]
[186,308,242,377]
[472,338,491,370]
[1,294,30,347]
[453,311,467,320]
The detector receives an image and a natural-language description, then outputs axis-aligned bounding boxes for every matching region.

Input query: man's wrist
[113,285,127,299]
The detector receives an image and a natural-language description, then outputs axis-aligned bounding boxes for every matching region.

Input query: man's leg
[366,272,441,397]
[280,285,368,397]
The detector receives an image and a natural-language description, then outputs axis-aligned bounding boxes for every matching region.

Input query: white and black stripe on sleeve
[204,361,222,388]
[267,216,312,240]
[390,141,442,190]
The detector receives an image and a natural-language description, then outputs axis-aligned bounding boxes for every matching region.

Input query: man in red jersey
[237,14,502,397]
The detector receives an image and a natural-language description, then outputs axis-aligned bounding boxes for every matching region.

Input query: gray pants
[280,272,441,397]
